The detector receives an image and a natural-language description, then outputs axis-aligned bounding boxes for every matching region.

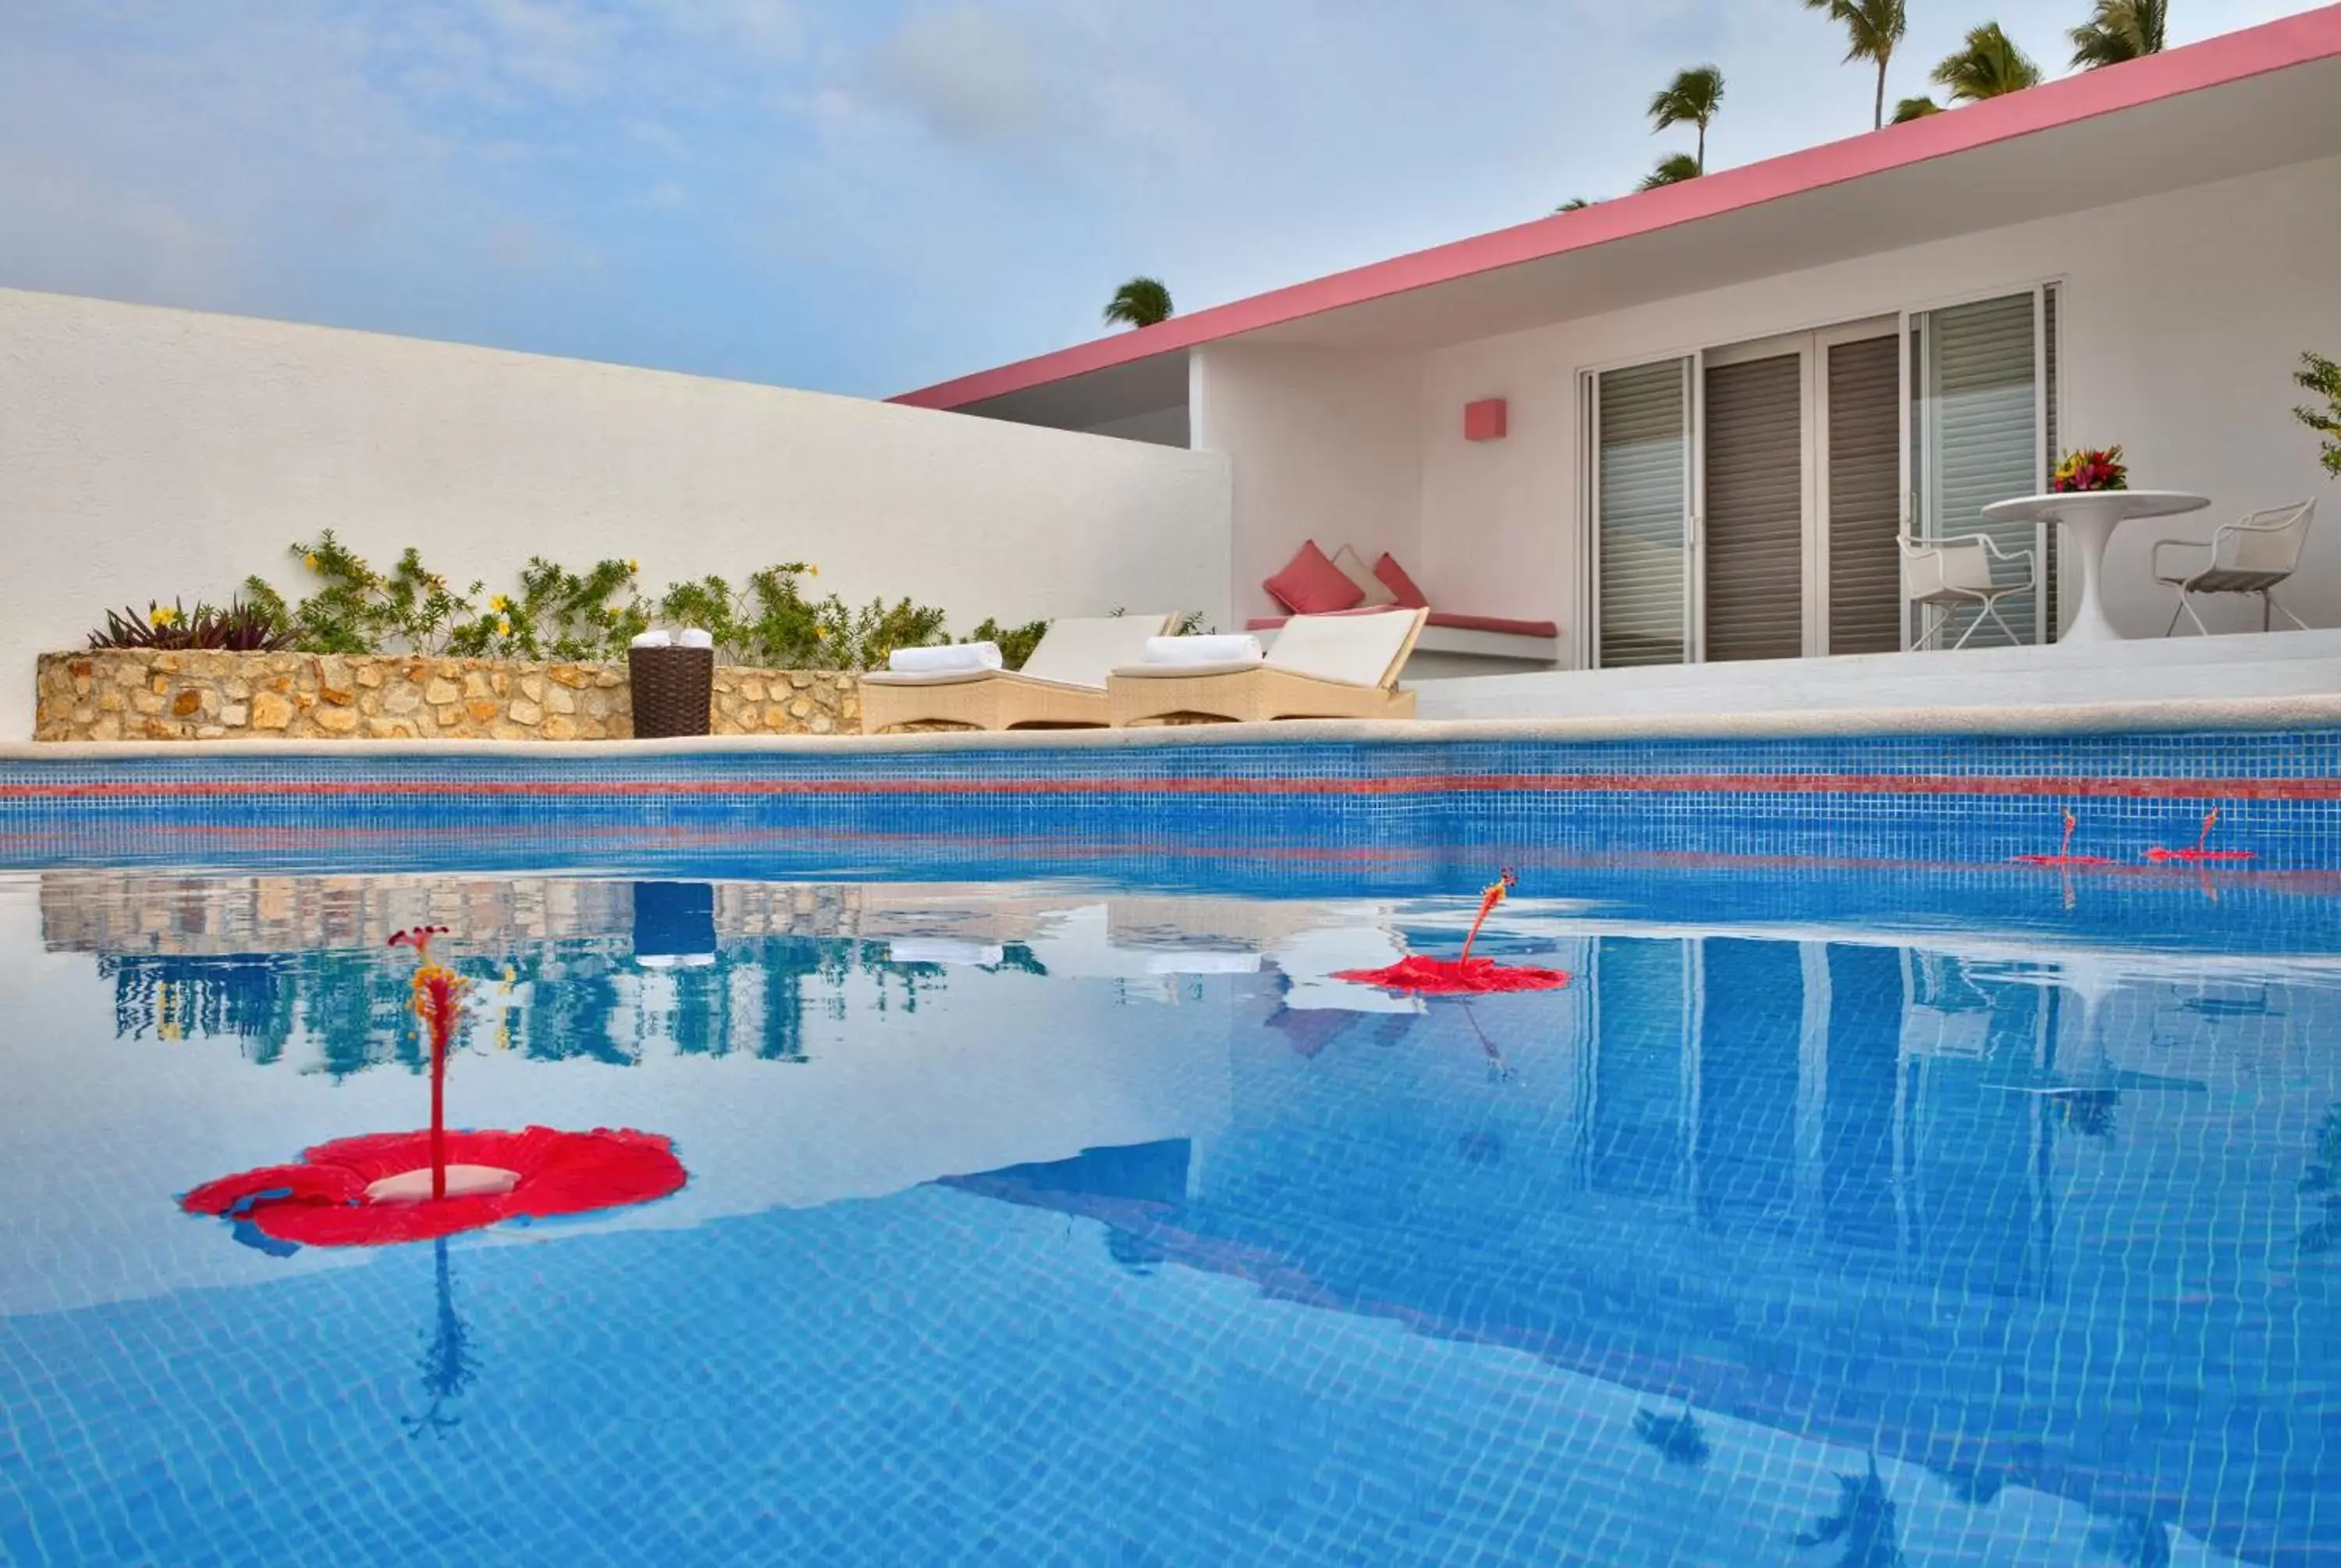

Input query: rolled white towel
[676,627,715,650]
[1142,633,1263,665]
[630,630,673,650]
[888,641,1004,674]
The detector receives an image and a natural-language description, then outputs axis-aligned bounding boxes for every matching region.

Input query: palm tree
[2069,0,2168,69]
[1103,277,1174,330]
[1804,0,1908,129]
[1931,23,2044,104]
[1648,66,1725,172]
[1639,153,1703,191]
[1892,94,1942,122]
[1555,197,1594,212]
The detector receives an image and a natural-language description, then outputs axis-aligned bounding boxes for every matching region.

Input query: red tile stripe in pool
[1,772,2337,801]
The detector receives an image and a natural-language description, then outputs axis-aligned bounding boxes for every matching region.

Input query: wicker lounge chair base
[860,670,1114,733]
[1106,608,1426,728]
[860,615,1178,733]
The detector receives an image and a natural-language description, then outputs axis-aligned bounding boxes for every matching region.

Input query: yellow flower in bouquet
[2051,445,2128,494]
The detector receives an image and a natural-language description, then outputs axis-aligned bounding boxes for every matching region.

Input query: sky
[0,0,2321,399]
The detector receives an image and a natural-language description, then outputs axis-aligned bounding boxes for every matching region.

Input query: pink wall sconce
[1464,399,1508,442]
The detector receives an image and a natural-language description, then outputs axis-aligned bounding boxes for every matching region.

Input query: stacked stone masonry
[34,651,860,742]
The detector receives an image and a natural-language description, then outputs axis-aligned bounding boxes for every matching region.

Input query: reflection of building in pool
[1583,936,2075,1296]
[937,932,2298,1563]
[96,928,970,1072]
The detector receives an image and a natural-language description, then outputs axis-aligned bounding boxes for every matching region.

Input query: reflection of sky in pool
[2,867,2336,1565]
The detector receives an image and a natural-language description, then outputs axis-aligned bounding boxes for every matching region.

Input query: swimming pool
[0,728,2336,1564]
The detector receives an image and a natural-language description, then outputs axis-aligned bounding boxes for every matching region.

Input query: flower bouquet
[2051,445,2128,493]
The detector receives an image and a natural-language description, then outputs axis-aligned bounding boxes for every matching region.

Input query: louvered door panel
[1827,335,1902,654]
[1702,354,1805,662]
[1920,294,2040,646]
[1597,360,1690,668]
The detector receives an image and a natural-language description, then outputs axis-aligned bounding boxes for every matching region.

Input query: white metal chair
[1899,533,2035,650]
[2151,500,2314,635]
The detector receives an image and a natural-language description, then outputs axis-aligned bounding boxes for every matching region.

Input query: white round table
[1980,491,2209,644]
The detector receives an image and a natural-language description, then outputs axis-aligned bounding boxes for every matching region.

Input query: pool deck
[14,627,2341,759]
[6,688,2339,762]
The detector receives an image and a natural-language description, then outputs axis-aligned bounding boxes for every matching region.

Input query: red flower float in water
[2012,811,2114,868]
[1334,871,1572,995]
[181,927,685,1250]
[2144,807,2254,864]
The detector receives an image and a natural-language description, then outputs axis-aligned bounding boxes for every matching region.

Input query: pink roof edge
[891,5,2341,412]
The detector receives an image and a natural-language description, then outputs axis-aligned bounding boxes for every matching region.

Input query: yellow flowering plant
[246,533,479,655]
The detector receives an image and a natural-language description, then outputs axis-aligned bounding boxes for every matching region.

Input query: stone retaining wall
[34,650,860,742]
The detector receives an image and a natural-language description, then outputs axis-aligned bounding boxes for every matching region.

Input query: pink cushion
[1371,553,1431,609]
[1263,541,1365,615]
[1248,612,1559,639]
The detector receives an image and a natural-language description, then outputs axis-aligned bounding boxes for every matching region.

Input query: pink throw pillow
[1264,541,1366,615]
[1372,553,1431,610]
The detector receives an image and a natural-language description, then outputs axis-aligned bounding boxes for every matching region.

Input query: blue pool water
[1,857,2336,1566]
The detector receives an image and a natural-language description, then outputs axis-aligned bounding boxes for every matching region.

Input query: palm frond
[1805,0,1907,64]
[1892,94,1942,122]
[1647,65,1725,132]
[1638,153,1703,191]
[2069,0,2167,69]
[1102,276,1174,330]
[1931,22,2043,103]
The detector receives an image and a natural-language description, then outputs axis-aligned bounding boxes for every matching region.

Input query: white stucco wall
[1415,153,2341,662]
[0,288,1232,738]
[1190,343,1423,623]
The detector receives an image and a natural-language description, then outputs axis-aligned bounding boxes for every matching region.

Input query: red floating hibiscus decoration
[2144,807,2254,864]
[180,1126,687,1247]
[179,925,686,1250]
[1336,871,1572,995]
[2013,810,2113,868]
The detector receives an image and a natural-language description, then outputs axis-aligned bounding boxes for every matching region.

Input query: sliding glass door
[1592,359,1693,668]
[1584,287,2059,667]
[1700,348,1808,663]
[1908,286,2059,647]
[1821,332,1905,655]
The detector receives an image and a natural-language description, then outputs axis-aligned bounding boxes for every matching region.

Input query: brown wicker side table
[628,645,714,738]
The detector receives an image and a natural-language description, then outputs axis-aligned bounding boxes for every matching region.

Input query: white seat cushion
[1263,609,1422,687]
[1019,615,1176,686]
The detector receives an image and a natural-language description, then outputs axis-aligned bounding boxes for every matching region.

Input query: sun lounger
[1106,607,1425,725]
[860,614,1176,733]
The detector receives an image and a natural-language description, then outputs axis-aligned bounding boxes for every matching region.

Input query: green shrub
[966,617,1050,671]
[2299,351,2341,478]
[446,556,651,662]
[219,541,1167,672]
[247,533,477,655]
[656,564,948,670]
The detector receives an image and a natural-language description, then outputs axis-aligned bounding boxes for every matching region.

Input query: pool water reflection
[1,868,2335,1566]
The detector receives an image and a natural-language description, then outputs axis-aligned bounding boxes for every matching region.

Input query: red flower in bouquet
[2051,445,2128,494]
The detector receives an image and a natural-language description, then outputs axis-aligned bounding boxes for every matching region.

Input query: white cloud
[865,5,1053,146]
[0,0,2325,400]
